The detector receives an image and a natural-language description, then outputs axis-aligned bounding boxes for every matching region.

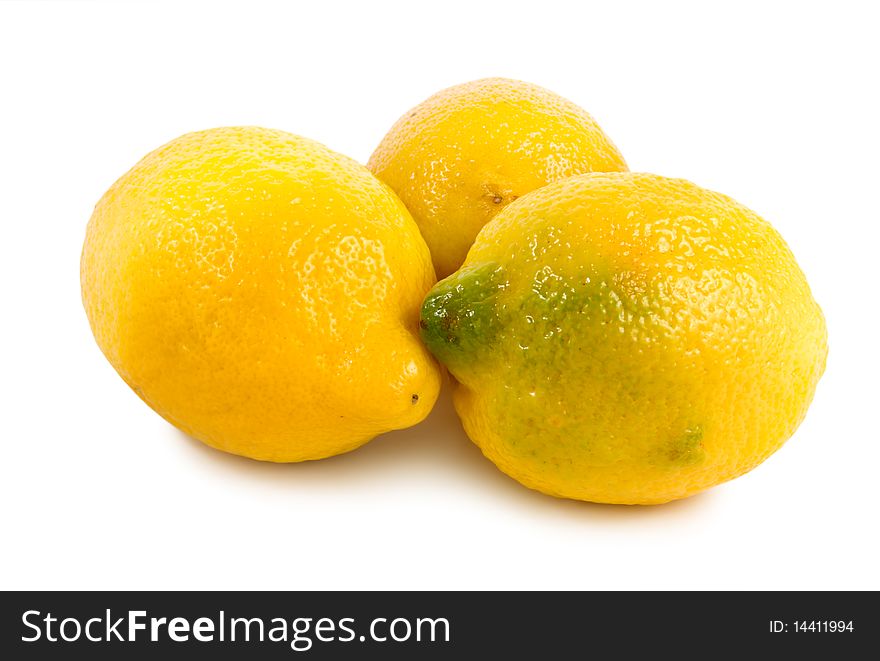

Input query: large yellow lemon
[82,127,440,461]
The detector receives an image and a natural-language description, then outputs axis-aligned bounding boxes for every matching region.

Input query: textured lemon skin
[368,78,628,279]
[82,127,440,462]
[421,173,827,504]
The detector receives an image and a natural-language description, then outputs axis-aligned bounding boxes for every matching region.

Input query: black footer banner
[0,591,871,658]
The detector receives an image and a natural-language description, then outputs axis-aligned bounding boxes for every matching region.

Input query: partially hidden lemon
[420,173,827,504]
[368,78,628,279]
[82,127,440,462]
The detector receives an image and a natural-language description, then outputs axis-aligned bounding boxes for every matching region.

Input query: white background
[1,0,878,591]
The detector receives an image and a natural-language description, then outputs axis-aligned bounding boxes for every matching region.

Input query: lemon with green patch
[421,173,827,504]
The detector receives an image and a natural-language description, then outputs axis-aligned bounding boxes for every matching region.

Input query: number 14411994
[770,621,854,633]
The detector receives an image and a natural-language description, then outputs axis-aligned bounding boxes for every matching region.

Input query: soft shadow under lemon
[173,382,718,522]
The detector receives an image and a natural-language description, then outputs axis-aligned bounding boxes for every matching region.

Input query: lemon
[421,173,827,504]
[368,78,628,278]
[82,127,440,462]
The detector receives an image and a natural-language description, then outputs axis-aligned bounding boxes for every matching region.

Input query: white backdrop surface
[1,0,877,590]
